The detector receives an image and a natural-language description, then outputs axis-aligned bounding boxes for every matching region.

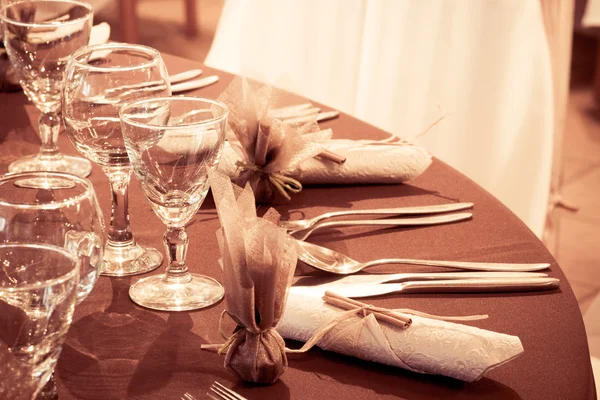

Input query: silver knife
[171,75,219,93]
[317,110,340,122]
[169,69,203,84]
[270,106,321,120]
[313,277,561,298]
[283,110,340,125]
[301,271,550,286]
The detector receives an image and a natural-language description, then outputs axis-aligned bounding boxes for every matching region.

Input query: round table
[0,53,595,400]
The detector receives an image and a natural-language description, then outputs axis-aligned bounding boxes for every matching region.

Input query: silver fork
[289,212,473,241]
[280,202,474,231]
[209,381,248,400]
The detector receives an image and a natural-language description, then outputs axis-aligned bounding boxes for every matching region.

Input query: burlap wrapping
[207,170,297,384]
[223,326,287,384]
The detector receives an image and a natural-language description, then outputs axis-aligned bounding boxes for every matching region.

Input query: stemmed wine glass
[62,43,169,276]
[0,172,105,400]
[120,97,228,311]
[0,0,94,176]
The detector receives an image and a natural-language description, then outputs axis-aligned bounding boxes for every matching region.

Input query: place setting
[0,1,583,399]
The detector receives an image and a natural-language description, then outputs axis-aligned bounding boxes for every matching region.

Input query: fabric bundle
[205,170,297,383]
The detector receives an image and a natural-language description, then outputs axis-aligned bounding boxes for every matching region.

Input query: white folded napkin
[277,290,524,382]
[218,139,432,185]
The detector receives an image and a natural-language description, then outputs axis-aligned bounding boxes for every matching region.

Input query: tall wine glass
[120,97,228,311]
[62,43,169,276]
[1,0,93,177]
[0,173,106,400]
[0,171,105,304]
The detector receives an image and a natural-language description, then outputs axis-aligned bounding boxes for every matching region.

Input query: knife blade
[283,110,340,125]
[296,271,550,287]
[291,277,560,298]
[171,75,219,93]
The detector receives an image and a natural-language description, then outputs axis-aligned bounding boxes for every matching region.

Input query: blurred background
[94,0,222,61]
[95,0,599,375]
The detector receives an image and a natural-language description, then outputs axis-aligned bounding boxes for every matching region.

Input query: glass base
[129,273,224,311]
[8,153,92,178]
[100,242,163,277]
[35,373,58,400]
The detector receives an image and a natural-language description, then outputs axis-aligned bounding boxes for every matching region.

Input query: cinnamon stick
[317,150,346,164]
[323,291,412,329]
[255,122,271,167]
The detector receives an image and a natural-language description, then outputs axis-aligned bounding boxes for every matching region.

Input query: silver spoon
[281,202,474,231]
[295,240,552,274]
[289,212,472,241]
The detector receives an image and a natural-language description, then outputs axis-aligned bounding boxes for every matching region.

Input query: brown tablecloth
[0,53,596,400]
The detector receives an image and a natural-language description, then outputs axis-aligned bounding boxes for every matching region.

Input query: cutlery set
[83,71,342,123]
[86,69,219,104]
[83,68,341,118]
[285,203,559,295]
[90,72,339,119]
[76,65,552,295]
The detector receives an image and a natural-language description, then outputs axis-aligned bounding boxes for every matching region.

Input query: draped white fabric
[206,0,554,236]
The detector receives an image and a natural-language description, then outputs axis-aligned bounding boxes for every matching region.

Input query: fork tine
[209,388,228,400]
[210,386,235,400]
[214,381,240,398]
[210,385,237,400]
[211,381,248,400]
[182,393,196,400]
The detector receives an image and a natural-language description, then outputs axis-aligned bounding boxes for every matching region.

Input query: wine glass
[120,97,228,311]
[0,0,94,177]
[62,43,169,276]
[0,172,105,400]
[0,171,105,304]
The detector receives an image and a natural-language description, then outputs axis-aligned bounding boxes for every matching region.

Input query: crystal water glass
[0,172,105,399]
[0,244,80,400]
[63,43,170,276]
[120,97,228,311]
[0,0,94,176]
[0,171,105,303]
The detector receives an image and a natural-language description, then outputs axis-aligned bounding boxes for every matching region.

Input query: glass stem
[105,167,135,245]
[38,112,61,159]
[163,226,190,282]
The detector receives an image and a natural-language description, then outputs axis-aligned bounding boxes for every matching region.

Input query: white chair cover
[583,0,600,26]
[206,0,554,236]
